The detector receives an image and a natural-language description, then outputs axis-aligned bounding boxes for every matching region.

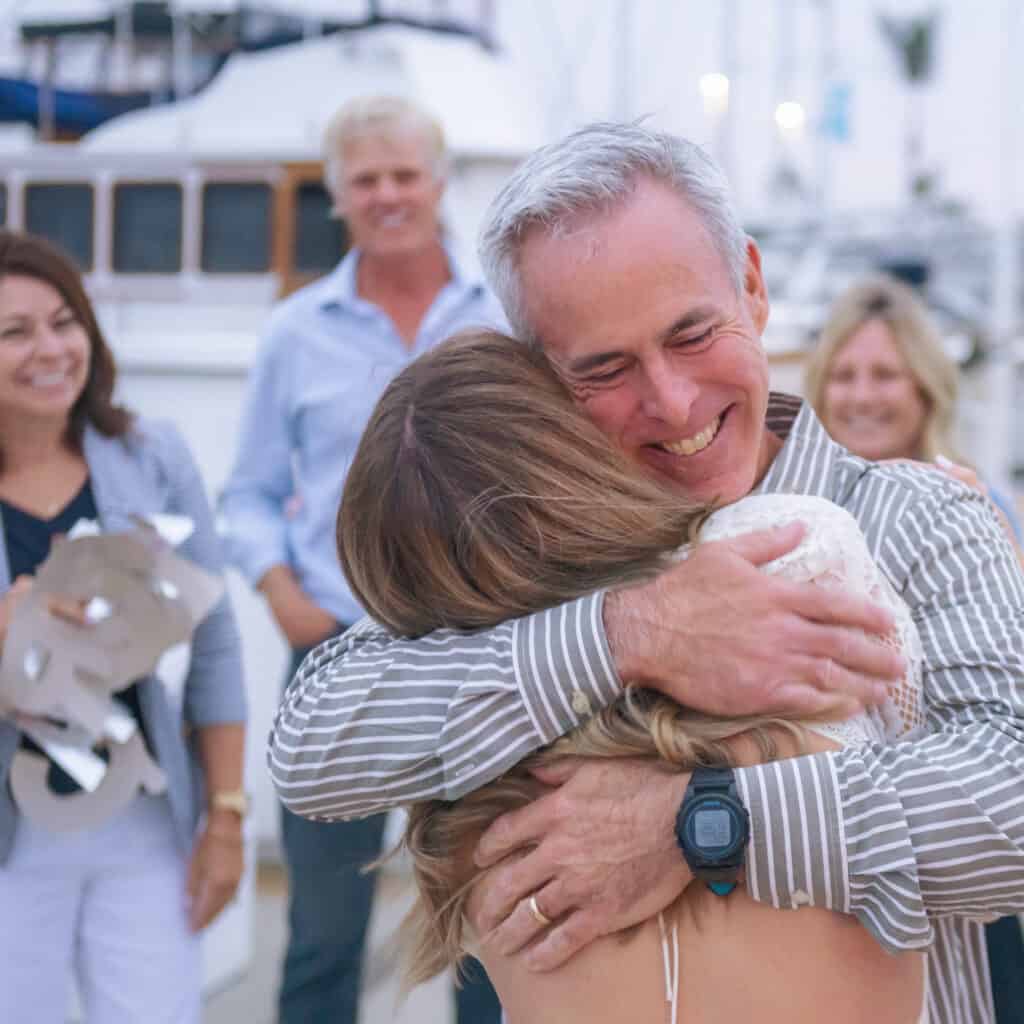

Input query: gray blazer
[0,418,247,863]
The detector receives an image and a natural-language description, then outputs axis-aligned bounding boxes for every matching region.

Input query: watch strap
[677,766,749,894]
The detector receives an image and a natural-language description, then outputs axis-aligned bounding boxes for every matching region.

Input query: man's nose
[374,176,401,203]
[638,361,698,424]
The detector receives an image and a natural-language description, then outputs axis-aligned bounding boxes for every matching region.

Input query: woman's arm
[187,722,246,932]
[156,421,248,930]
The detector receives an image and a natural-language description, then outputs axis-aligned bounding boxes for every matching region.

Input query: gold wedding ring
[528,893,552,927]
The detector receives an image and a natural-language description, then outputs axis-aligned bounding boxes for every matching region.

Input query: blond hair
[339,330,799,986]
[322,94,446,206]
[404,691,799,986]
[804,274,961,461]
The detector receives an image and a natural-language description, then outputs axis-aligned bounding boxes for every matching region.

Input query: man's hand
[186,811,244,932]
[472,758,690,971]
[258,565,337,648]
[606,522,904,718]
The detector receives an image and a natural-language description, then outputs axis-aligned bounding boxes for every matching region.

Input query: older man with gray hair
[270,122,1024,1022]
[222,94,503,1024]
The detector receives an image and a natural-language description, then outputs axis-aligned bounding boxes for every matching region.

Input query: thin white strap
[657,912,680,1023]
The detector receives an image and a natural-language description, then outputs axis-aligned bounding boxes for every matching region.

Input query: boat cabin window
[113,183,183,273]
[294,182,348,274]
[25,183,94,270]
[201,183,272,273]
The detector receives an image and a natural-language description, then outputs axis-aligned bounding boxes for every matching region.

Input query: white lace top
[686,493,926,747]
[658,493,927,1024]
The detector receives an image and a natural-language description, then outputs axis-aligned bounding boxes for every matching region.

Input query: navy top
[1,480,145,792]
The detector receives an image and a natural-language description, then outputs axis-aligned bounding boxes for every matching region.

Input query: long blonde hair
[339,330,799,985]
[804,274,961,461]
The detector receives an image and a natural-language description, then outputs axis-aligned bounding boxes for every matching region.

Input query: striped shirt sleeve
[266,592,621,819]
[735,484,1024,953]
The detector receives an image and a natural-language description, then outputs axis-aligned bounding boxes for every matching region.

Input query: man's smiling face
[516,177,779,506]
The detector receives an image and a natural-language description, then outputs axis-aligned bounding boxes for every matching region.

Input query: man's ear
[743,238,770,334]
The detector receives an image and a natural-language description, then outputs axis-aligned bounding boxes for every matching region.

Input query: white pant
[0,794,201,1024]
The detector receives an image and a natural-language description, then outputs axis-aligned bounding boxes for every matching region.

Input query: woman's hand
[0,575,35,654]
[933,454,985,494]
[932,455,1023,562]
[186,811,244,932]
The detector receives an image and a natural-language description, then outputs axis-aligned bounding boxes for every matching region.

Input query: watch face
[683,794,746,860]
[694,808,733,848]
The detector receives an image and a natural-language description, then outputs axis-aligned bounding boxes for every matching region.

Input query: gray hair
[323,94,447,207]
[479,122,748,341]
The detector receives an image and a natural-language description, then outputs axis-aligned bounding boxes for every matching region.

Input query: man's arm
[737,482,1024,949]
[267,524,899,820]
[267,598,617,819]
[218,321,296,591]
[473,481,1024,969]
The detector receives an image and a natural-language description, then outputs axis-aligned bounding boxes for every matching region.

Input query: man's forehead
[341,129,435,167]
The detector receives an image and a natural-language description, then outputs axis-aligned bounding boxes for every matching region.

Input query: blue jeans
[278,644,501,1024]
[986,917,1024,1023]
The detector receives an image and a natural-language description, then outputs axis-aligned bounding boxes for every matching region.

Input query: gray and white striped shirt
[269,394,1024,1023]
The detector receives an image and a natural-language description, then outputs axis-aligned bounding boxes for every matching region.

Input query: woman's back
[466,730,926,1024]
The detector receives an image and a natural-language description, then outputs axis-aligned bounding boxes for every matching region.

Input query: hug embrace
[270,123,1024,1024]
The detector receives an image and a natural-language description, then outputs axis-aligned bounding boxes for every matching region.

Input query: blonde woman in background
[805,272,1024,1021]
[804,273,1023,550]
[332,330,929,1024]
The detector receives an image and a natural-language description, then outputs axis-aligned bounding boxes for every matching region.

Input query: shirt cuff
[512,592,623,744]
[735,751,848,912]
[222,528,288,589]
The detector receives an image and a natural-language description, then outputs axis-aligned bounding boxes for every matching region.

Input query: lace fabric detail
[694,494,925,747]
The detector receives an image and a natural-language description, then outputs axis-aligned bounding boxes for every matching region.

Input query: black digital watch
[675,766,750,896]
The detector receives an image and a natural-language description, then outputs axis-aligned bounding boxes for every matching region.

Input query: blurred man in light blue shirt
[220,95,503,1024]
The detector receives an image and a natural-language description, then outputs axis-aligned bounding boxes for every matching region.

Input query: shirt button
[792,889,810,907]
[571,690,592,716]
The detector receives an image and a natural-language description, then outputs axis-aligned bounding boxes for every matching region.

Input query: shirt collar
[754,392,872,506]
[317,239,485,313]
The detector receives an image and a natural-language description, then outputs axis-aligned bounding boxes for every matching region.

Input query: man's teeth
[661,416,721,456]
[30,373,66,388]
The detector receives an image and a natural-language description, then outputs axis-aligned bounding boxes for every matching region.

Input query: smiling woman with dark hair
[0,229,247,1024]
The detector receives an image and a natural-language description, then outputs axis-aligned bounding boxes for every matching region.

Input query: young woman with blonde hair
[805,273,1021,547]
[338,330,929,1023]
[805,272,1024,1019]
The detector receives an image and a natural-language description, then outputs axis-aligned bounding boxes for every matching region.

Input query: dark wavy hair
[0,230,132,465]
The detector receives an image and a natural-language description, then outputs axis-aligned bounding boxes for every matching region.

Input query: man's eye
[671,328,715,351]
[585,367,624,384]
[0,326,26,341]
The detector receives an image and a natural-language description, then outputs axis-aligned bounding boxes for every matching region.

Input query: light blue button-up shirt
[219,244,506,626]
